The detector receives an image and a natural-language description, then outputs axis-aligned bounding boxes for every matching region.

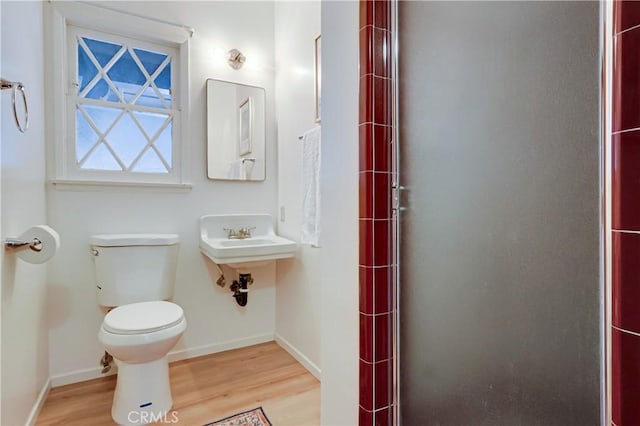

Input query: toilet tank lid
[89,233,179,247]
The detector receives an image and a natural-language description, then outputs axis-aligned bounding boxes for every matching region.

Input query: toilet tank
[89,234,179,307]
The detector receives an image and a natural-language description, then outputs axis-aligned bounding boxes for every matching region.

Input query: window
[72,28,176,175]
[47,2,191,187]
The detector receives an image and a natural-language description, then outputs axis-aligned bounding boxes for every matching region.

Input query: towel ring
[1,78,29,133]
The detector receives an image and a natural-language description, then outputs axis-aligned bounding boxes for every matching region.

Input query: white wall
[274,1,322,377]
[45,1,279,384]
[320,1,360,424]
[1,1,50,424]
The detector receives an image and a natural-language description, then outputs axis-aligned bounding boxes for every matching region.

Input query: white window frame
[46,1,192,188]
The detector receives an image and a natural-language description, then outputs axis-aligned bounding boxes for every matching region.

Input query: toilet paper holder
[3,238,43,252]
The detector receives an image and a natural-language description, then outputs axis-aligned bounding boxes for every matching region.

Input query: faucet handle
[223,228,236,238]
[239,227,256,237]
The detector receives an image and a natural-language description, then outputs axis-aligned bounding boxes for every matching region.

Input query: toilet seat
[103,301,184,335]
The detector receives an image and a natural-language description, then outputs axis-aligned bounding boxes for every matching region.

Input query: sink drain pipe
[230,273,253,306]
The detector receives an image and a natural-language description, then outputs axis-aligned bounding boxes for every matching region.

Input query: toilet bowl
[98,301,187,426]
[90,233,185,425]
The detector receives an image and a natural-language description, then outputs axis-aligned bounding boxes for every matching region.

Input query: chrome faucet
[223,227,255,239]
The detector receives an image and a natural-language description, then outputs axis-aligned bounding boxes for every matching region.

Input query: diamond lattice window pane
[76,108,99,162]
[133,48,168,76]
[154,120,173,168]
[83,105,122,135]
[82,143,122,171]
[154,64,172,107]
[132,111,169,139]
[154,61,171,91]
[133,86,170,109]
[85,79,116,101]
[105,113,148,168]
[77,45,98,93]
[73,32,175,177]
[107,50,147,103]
[83,37,121,67]
[132,148,167,173]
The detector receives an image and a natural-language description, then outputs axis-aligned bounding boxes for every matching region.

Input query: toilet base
[111,355,173,426]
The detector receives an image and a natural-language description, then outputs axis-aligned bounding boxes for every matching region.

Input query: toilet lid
[103,301,184,335]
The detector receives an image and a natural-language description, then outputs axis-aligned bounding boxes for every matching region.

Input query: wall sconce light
[227,49,246,70]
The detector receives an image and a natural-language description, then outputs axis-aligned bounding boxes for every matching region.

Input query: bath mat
[204,407,272,426]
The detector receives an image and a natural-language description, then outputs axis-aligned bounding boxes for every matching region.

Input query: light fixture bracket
[227,49,246,70]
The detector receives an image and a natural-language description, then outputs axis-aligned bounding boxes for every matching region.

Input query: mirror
[206,79,266,181]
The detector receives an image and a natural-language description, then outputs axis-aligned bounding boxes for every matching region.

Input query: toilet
[90,233,187,426]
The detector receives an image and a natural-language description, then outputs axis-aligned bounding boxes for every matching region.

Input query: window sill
[49,179,193,192]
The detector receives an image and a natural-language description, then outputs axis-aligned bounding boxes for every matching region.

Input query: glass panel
[154,120,173,167]
[83,37,121,67]
[154,61,171,90]
[133,48,168,76]
[152,62,172,107]
[132,111,168,139]
[83,105,122,135]
[85,79,115,101]
[107,50,147,103]
[74,35,175,176]
[399,2,601,425]
[132,148,167,173]
[105,113,148,168]
[77,45,98,93]
[81,143,121,171]
[134,86,171,109]
[76,108,98,162]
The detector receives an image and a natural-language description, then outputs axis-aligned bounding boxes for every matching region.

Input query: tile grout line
[360,23,393,33]
[612,229,640,234]
[615,22,640,36]
[360,311,393,318]
[359,170,394,175]
[361,73,393,81]
[611,126,640,135]
[360,264,396,269]
[359,122,393,128]
[360,357,392,366]
[359,404,396,414]
[612,325,640,338]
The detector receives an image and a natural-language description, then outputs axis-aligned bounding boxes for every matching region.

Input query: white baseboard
[275,333,321,380]
[50,364,117,388]
[168,333,274,362]
[50,333,275,388]
[25,378,51,426]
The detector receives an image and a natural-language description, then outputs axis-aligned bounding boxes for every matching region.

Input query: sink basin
[218,239,273,247]
[199,214,296,270]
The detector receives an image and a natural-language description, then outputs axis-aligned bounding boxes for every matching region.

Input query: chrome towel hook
[1,78,29,133]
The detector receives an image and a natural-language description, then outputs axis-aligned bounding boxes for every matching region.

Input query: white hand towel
[301,126,322,247]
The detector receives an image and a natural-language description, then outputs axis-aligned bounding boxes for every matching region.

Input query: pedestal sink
[199,214,296,271]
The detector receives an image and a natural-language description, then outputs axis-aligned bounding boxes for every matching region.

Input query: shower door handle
[392,184,408,213]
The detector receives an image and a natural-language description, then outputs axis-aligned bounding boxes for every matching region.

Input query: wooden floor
[36,342,320,426]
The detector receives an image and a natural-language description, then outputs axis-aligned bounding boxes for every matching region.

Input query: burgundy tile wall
[359,1,395,425]
[613,20,640,133]
[612,131,640,230]
[614,1,640,39]
[612,328,640,425]
[612,1,640,425]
